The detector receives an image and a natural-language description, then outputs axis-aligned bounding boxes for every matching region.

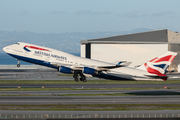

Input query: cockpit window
[15,42,20,45]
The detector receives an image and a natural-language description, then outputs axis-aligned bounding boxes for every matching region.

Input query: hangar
[80,29,180,70]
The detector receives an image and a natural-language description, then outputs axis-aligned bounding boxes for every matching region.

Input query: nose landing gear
[17,60,20,67]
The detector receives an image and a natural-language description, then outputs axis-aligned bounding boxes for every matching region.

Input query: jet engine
[59,66,73,74]
[83,67,97,75]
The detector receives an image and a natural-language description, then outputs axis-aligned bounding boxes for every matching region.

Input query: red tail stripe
[149,55,174,63]
[144,63,164,75]
[144,63,167,81]
[149,57,157,62]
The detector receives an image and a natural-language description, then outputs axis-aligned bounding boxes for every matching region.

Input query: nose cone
[3,45,11,53]
[3,46,7,53]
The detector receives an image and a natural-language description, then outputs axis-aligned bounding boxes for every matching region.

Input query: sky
[0,0,180,33]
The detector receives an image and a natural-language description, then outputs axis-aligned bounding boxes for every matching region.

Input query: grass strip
[0,104,180,111]
[0,80,180,84]
[0,87,179,91]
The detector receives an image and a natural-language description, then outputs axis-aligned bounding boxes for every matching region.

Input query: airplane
[3,42,177,82]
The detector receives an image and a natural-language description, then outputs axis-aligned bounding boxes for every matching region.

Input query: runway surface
[0,89,180,95]
[0,84,179,88]
[0,95,179,104]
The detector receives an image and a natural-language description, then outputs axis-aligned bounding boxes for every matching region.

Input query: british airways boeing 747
[3,42,177,82]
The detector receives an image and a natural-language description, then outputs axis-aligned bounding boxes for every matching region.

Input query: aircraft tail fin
[137,51,177,75]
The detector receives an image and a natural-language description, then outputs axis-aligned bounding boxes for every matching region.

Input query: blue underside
[8,53,58,70]
[93,73,133,80]
[8,53,132,80]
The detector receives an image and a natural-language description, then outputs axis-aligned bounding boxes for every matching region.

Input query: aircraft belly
[7,53,58,69]
[93,71,134,80]
[107,68,163,81]
[106,72,134,80]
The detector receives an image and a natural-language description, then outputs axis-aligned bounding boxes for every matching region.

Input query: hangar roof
[81,29,179,44]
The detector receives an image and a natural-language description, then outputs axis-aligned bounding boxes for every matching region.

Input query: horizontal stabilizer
[112,61,132,66]
[144,74,168,81]
[116,62,132,67]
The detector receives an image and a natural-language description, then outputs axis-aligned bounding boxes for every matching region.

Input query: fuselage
[3,42,165,81]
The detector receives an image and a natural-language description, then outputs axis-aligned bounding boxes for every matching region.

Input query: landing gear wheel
[17,64,20,67]
[80,74,87,82]
[75,78,79,82]
[80,78,83,81]
[17,60,20,67]
[83,79,87,82]
[73,74,79,82]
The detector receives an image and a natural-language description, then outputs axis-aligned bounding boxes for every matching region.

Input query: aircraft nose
[3,46,8,52]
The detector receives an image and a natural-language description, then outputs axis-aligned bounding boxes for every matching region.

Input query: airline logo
[23,45,50,52]
[144,55,176,76]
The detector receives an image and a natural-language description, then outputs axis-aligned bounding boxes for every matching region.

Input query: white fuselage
[3,42,164,81]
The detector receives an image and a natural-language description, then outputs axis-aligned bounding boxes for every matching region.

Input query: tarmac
[0,65,180,119]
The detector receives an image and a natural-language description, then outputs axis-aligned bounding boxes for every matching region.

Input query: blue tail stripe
[153,64,166,69]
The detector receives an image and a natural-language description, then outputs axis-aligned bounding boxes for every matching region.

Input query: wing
[50,61,131,71]
[97,62,132,71]
[50,61,132,77]
[50,62,83,70]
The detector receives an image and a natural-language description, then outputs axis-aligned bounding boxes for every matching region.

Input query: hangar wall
[81,29,180,69]
[91,44,168,67]
[81,44,85,58]
[167,30,180,67]
[168,44,180,66]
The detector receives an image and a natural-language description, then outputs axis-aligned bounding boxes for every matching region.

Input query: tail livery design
[137,51,177,80]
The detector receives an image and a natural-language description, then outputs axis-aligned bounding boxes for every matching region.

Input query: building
[80,29,180,70]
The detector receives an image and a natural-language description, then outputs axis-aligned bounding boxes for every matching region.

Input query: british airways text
[34,51,67,60]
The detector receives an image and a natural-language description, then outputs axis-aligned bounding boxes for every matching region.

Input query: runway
[0,84,179,88]
[0,67,180,118]
[1,89,180,95]
[0,95,179,104]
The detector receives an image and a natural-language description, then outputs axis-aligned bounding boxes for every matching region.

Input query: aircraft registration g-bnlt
[3,42,177,82]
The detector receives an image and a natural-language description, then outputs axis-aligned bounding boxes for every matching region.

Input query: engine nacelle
[83,67,97,75]
[59,66,73,74]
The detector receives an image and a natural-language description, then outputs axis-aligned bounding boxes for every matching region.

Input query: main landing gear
[73,74,79,82]
[17,60,20,67]
[73,73,87,82]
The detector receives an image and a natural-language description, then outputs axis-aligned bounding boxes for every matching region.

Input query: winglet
[116,62,132,67]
